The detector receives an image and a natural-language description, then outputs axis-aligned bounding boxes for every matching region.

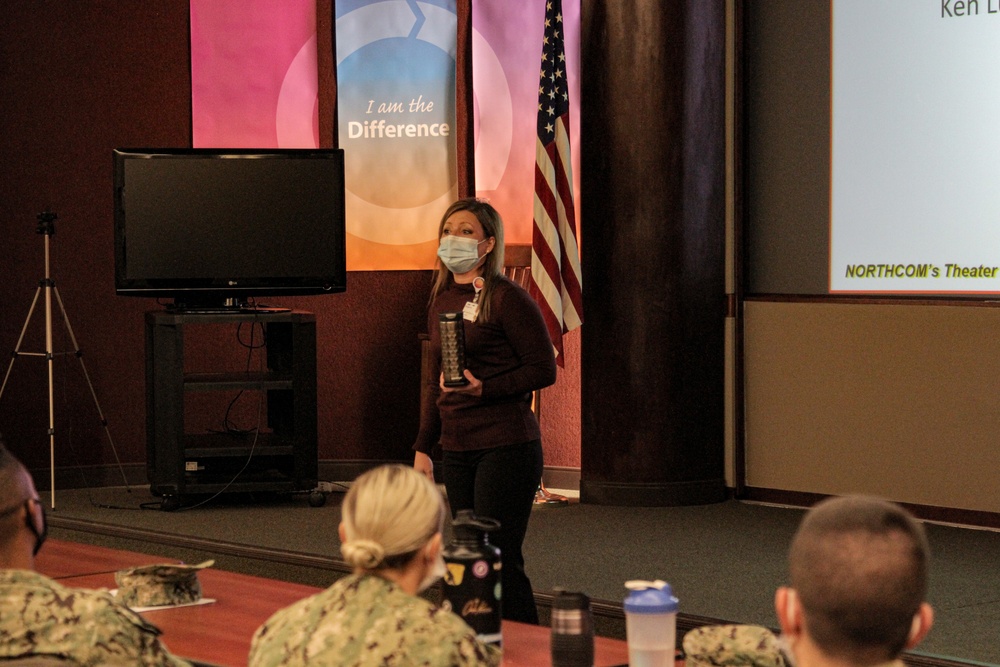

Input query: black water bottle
[441,510,503,648]
[551,588,595,667]
[439,311,470,387]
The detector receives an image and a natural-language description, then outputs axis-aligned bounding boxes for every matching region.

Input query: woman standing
[413,198,557,625]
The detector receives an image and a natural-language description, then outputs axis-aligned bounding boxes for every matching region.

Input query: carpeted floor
[44,485,1000,666]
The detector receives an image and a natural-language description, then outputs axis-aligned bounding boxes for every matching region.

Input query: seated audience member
[248,464,502,667]
[0,441,191,666]
[775,495,934,667]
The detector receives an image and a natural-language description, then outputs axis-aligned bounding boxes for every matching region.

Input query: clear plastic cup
[624,580,679,667]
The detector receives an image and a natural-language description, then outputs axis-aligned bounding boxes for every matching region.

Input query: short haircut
[789,495,929,662]
[340,464,445,571]
[0,439,31,505]
[0,440,33,543]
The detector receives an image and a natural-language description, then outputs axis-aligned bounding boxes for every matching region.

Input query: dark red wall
[0,1,583,475]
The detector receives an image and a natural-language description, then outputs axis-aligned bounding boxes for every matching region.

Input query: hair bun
[341,539,385,569]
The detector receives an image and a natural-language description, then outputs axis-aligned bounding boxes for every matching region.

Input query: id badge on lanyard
[463,276,484,322]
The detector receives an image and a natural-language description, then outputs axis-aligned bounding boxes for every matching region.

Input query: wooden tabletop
[37,539,631,667]
[58,567,323,667]
[35,538,179,579]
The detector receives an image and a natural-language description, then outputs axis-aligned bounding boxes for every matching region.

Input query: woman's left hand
[439,370,483,397]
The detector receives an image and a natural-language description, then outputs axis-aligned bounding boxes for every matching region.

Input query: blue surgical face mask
[437,235,488,274]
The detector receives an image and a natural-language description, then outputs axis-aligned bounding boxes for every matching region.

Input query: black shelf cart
[144,310,321,509]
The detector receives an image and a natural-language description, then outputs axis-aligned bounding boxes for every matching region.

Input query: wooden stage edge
[47,515,978,667]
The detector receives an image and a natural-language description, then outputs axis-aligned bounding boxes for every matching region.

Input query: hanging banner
[471,0,581,244]
[336,0,458,270]
[190,0,318,148]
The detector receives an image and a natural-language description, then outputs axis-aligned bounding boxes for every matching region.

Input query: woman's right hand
[414,451,434,482]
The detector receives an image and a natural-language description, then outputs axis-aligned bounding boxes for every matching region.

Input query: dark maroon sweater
[413,276,557,454]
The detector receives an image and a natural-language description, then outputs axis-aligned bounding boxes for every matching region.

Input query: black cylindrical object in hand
[551,589,595,667]
[439,311,470,387]
[441,510,502,647]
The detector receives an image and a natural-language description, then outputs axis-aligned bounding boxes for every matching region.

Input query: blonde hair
[340,465,445,571]
[430,198,506,323]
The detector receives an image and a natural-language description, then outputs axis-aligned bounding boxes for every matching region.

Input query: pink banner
[472,0,580,244]
[191,0,318,148]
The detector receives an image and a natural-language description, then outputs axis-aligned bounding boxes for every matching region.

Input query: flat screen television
[114,148,347,311]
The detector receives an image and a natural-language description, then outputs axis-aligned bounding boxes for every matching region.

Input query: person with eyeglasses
[0,440,191,666]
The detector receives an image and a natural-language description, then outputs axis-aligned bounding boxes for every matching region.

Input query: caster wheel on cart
[160,495,181,512]
[308,490,327,507]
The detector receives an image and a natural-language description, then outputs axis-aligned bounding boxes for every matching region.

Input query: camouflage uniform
[683,624,786,667]
[115,560,214,608]
[684,625,909,667]
[0,569,191,666]
[248,573,503,667]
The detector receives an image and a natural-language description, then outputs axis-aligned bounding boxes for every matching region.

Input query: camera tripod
[0,211,128,508]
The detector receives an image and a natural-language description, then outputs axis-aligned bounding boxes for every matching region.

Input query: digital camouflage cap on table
[683,624,786,667]
[114,560,214,608]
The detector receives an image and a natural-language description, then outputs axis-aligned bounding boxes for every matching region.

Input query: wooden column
[580,1,727,506]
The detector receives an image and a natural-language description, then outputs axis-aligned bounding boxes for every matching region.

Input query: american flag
[529,0,582,367]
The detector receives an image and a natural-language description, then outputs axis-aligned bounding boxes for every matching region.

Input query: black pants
[442,439,544,624]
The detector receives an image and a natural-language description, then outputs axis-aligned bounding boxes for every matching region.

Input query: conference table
[37,539,632,667]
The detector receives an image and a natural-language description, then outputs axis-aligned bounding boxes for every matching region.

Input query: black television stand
[241,305,292,314]
[163,301,292,315]
[144,309,322,509]
[166,295,245,314]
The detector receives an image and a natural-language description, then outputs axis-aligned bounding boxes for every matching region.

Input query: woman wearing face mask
[249,464,500,667]
[413,197,557,625]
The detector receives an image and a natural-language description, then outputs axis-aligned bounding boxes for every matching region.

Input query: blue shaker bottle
[623,580,679,667]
